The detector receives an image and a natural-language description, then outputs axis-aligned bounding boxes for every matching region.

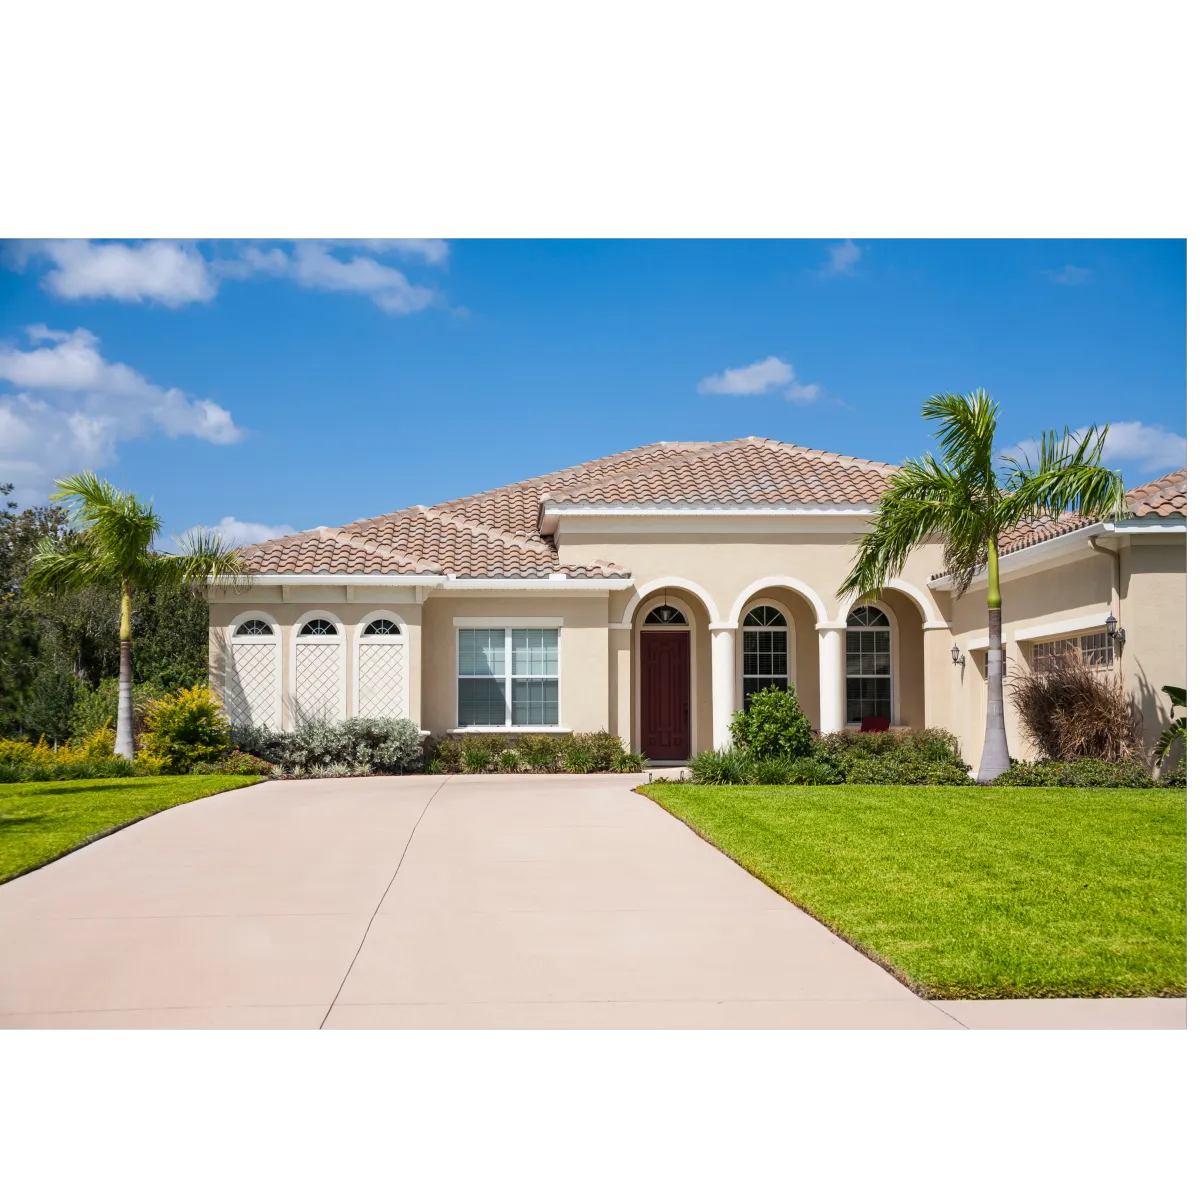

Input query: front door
[640,630,690,760]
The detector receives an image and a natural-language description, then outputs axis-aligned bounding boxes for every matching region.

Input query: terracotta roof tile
[236,438,903,577]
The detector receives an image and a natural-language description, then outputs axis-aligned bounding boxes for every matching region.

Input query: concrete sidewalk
[0,775,1185,1029]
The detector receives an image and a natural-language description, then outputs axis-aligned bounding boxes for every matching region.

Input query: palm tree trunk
[115,580,135,760]
[977,537,1011,782]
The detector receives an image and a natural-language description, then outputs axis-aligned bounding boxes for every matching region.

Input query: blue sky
[0,239,1186,544]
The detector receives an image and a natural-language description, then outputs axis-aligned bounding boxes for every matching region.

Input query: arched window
[235,618,274,637]
[742,604,788,707]
[299,618,338,637]
[644,604,687,626]
[362,618,402,636]
[846,605,891,723]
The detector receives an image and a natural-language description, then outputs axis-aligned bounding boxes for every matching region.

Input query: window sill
[450,726,573,734]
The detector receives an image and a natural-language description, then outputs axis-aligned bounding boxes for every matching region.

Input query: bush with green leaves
[191,749,273,776]
[989,758,1156,788]
[686,749,845,786]
[423,730,642,774]
[139,685,230,772]
[844,757,972,786]
[230,717,422,777]
[729,687,814,760]
[70,677,165,743]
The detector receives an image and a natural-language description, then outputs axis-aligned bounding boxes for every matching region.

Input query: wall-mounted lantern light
[950,644,961,665]
[1105,612,1126,646]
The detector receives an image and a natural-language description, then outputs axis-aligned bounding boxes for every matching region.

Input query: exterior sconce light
[950,644,961,665]
[1105,612,1126,646]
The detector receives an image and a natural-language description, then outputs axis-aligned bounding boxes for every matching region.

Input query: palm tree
[838,391,1129,782]
[25,472,246,759]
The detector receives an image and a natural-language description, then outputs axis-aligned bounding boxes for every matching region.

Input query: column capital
[708,621,739,631]
[815,621,847,631]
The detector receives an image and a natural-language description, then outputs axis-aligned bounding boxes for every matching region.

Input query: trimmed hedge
[990,758,1157,788]
[426,730,645,774]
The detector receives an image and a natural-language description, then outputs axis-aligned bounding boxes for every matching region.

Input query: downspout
[1088,535,1121,668]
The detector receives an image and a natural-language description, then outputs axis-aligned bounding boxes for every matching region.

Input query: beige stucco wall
[945,535,1185,767]
[208,593,423,730]
[420,595,610,738]
[1121,537,1187,760]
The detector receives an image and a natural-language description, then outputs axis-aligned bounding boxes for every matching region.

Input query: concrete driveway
[0,776,1184,1029]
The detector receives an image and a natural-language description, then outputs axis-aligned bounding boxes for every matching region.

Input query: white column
[710,624,737,750]
[818,626,845,733]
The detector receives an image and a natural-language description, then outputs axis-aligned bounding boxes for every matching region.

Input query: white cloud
[7,240,446,314]
[784,382,825,404]
[822,239,862,276]
[698,355,796,395]
[1047,264,1093,286]
[22,240,217,306]
[698,355,833,406]
[0,325,242,505]
[181,516,296,548]
[1000,420,1186,478]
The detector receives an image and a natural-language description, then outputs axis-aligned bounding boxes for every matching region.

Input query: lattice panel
[294,641,344,724]
[358,641,407,719]
[228,642,278,728]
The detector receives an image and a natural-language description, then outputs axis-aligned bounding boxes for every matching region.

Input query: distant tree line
[0,482,210,742]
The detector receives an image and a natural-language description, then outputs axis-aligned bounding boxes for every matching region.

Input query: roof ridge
[742,437,899,473]
[539,438,753,502]
[428,441,713,512]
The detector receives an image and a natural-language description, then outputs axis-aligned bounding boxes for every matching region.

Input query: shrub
[70,678,164,743]
[498,749,521,771]
[787,757,843,786]
[463,746,493,773]
[990,758,1156,788]
[615,750,648,773]
[562,743,595,773]
[191,750,273,776]
[140,685,230,772]
[231,717,422,777]
[687,748,751,784]
[1007,654,1142,762]
[515,734,559,771]
[0,728,136,781]
[844,757,972,785]
[134,749,172,776]
[729,687,814,760]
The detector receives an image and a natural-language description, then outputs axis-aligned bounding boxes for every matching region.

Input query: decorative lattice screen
[294,641,344,724]
[358,641,407,719]
[227,642,278,728]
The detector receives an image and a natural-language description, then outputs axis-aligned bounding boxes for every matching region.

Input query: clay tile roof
[236,438,901,577]
[929,469,1187,581]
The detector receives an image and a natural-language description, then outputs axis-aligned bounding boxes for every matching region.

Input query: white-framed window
[1031,631,1113,673]
[292,610,345,725]
[742,604,788,708]
[227,610,282,730]
[354,611,408,720]
[457,626,560,728]
[846,604,891,723]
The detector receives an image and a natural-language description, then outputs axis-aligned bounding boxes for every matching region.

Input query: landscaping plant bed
[641,782,1186,999]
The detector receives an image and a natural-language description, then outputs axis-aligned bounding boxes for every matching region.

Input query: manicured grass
[641,784,1186,999]
[0,776,263,884]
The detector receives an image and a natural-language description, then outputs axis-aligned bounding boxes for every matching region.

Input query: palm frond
[24,532,116,595]
[922,390,998,491]
[50,470,161,574]
[998,423,1130,526]
[838,490,955,600]
[152,527,251,592]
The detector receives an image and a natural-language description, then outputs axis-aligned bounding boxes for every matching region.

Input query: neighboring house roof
[236,437,898,578]
[929,468,1188,583]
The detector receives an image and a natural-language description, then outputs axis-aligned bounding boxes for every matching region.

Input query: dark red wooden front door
[640,630,690,760]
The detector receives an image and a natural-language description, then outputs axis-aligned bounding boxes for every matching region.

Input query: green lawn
[642,783,1186,999]
[0,776,264,884]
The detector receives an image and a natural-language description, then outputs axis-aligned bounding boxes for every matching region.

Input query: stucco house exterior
[206,438,1187,767]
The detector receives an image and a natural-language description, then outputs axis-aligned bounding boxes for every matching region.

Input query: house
[206,439,1187,766]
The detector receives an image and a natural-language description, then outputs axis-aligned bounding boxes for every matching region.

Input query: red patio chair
[859,716,890,733]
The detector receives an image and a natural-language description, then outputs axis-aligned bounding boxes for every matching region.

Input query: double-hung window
[457,627,560,727]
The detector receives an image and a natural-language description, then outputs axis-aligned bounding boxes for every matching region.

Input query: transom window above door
[299,618,338,636]
[644,604,687,626]
[742,604,787,707]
